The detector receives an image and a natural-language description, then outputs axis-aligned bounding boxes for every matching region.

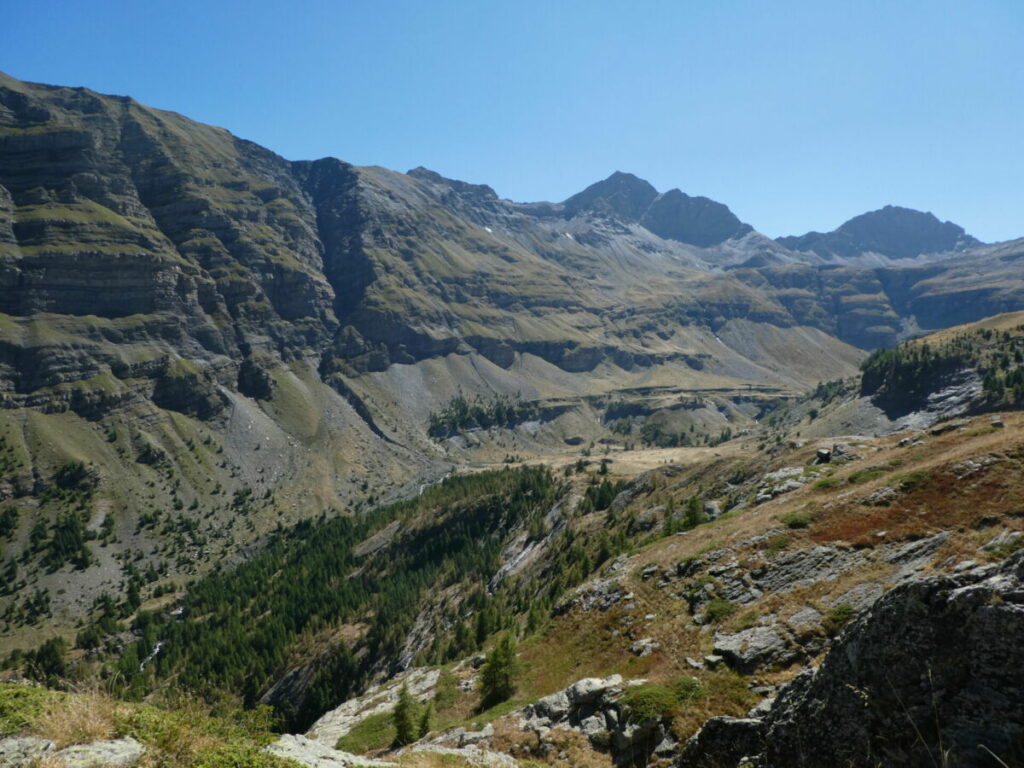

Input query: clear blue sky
[4,1,1022,241]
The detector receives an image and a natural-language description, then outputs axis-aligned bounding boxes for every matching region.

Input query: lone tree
[392,683,418,746]
[479,633,520,709]
[683,494,706,530]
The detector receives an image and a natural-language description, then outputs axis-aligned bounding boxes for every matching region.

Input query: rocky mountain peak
[778,204,980,259]
[562,171,753,247]
[562,170,659,221]
[641,188,753,248]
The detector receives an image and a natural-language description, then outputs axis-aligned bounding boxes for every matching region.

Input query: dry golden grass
[490,719,610,768]
[32,686,119,749]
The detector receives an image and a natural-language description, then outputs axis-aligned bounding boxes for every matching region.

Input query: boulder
[675,717,765,768]
[0,736,56,767]
[567,674,623,705]
[530,689,570,721]
[629,638,660,657]
[713,625,799,673]
[54,738,145,768]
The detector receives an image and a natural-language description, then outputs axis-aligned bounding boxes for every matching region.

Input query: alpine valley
[1,72,1023,768]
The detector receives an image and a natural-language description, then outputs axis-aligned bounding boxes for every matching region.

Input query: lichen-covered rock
[0,736,55,766]
[54,737,145,767]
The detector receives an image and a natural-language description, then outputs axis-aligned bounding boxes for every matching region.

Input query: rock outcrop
[678,552,1024,768]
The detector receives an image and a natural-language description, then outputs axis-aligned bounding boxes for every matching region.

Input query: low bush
[705,599,739,623]
[822,603,856,636]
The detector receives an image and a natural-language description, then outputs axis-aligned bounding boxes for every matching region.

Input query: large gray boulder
[712,626,799,673]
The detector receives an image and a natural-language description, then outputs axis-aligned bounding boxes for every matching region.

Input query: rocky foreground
[257,550,1022,768]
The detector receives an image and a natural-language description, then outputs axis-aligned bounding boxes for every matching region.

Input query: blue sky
[4,1,1022,241]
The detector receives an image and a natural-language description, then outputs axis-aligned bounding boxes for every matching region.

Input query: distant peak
[562,172,658,220]
[778,205,980,259]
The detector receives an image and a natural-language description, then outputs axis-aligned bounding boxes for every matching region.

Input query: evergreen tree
[393,683,418,746]
[683,495,706,530]
[479,633,520,708]
[418,701,432,738]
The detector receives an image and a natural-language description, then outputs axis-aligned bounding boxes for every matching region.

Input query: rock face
[778,205,979,259]
[674,717,764,768]
[679,553,1024,768]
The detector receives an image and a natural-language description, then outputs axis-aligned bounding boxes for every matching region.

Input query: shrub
[781,510,815,529]
[335,711,395,754]
[847,467,887,485]
[433,669,460,710]
[705,599,739,623]
[823,603,856,636]
[733,610,759,631]
[621,677,705,723]
[671,677,705,703]
[0,683,56,736]
[893,470,930,492]
[814,477,840,490]
[620,684,679,722]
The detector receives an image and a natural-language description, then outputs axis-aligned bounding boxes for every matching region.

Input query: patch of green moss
[334,710,395,754]
[0,683,58,736]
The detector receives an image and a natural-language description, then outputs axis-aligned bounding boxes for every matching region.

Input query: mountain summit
[778,204,979,259]
[563,171,753,247]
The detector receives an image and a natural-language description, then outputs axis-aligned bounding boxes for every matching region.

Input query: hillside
[6,399,1022,767]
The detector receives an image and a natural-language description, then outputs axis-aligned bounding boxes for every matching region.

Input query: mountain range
[1,70,1024,768]
[3,70,1024,641]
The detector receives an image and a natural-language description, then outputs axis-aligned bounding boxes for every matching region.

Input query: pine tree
[393,683,418,746]
[418,701,432,738]
[683,495,706,530]
[479,633,520,708]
